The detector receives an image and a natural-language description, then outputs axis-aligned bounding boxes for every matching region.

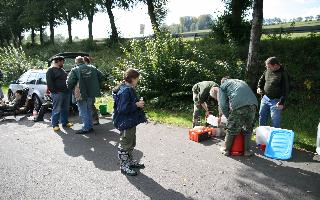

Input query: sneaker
[75,129,92,134]
[129,160,145,169]
[63,122,73,128]
[93,121,99,125]
[53,126,60,132]
[244,151,254,157]
[121,165,137,176]
[220,147,230,156]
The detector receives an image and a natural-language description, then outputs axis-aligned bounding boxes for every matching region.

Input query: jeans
[51,92,70,127]
[259,95,282,128]
[77,98,93,131]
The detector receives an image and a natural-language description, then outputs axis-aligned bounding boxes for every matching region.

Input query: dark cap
[50,55,65,62]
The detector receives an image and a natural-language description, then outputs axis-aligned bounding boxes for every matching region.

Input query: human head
[15,90,23,98]
[75,56,84,65]
[83,56,91,64]
[265,57,281,71]
[51,56,65,68]
[124,68,140,87]
[210,87,219,100]
[221,76,230,85]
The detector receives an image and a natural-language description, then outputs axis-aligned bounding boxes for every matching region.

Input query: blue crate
[264,129,294,160]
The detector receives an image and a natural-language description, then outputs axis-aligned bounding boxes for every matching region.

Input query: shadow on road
[231,147,320,199]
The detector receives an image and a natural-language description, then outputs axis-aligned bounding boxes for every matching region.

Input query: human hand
[276,103,284,110]
[136,100,145,108]
[205,111,210,118]
[217,117,221,126]
[257,88,263,95]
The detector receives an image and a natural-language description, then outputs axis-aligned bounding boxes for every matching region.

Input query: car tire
[8,90,14,101]
[32,94,41,111]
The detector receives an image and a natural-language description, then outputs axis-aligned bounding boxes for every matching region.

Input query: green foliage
[0,46,46,84]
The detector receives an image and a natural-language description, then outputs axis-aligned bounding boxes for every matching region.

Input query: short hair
[221,76,230,84]
[15,90,23,96]
[124,68,140,83]
[83,56,91,64]
[75,56,84,64]
[210,87,219,99]
[265,57,280,65]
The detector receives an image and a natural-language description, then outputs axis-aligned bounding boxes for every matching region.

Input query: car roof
[27,69,47,73]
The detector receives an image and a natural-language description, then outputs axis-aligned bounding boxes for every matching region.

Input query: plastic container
[99,104,108,115]
[316,122,320,155]
[255,126,272,145]
[231,133,244,156]
[264,129,294,160]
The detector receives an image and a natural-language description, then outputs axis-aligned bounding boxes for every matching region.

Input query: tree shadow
[231,147,320,199]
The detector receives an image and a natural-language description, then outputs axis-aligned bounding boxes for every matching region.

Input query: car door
[25,72,38,97]
[35,72,47,103]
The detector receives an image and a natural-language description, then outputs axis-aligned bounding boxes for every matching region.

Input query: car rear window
[37,72,47,85]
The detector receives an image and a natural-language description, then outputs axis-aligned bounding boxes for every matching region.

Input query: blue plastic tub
[264,129,294,160]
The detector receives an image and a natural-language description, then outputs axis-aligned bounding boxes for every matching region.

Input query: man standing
[46,56,73,131]
[192,81,219,127]
[215,78,258,156]
[67,57,103,134]
[257,57,290,128]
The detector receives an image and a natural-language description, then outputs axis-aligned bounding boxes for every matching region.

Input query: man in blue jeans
[257,57,290,128]
[46,56,73,131]
[67,56,103,134]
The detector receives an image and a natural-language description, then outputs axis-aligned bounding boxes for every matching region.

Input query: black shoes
[75,128,94,134]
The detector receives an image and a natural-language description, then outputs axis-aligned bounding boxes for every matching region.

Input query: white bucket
[255,126,272,145]
[317,122,320,155]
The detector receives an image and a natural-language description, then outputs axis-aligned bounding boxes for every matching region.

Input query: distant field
[263,20,320,29]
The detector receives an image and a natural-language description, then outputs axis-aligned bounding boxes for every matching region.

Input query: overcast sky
[44,0,320,39]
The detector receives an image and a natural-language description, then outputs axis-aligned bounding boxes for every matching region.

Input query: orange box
[189,126,216,142]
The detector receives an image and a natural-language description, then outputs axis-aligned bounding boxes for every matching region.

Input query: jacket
[219,79,258,118]
[67,63,103,100]
[46,67,68,93]
[112,84,147,131]
[192,81,219,104]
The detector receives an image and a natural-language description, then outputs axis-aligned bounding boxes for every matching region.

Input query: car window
[26,72,38,84]
[37,72,47,85]
[63,58,76,72]
[17,72,30,84]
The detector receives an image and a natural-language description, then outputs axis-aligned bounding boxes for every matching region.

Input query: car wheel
[8,90,14,101]
[32,94,41,111]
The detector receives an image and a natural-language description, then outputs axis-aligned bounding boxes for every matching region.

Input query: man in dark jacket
[67,56,103,134]
[257,57,290,128]
[46,56,73,131]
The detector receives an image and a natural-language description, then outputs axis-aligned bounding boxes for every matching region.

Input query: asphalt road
[0,114,319,200]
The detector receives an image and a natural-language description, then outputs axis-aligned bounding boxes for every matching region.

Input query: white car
[8,69,47,110]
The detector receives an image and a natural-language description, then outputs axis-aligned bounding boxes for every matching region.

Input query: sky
[44,0,320,39]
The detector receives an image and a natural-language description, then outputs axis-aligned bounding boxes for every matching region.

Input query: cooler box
[264,129,294,160]
[189,126,216,142]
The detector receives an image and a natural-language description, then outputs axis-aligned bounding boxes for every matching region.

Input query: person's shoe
[244,150,254,157]
[129,161,145,169]
[63,122,73,128]
[121,165,138,176]
[220,147,230,156]
[53,126,60,132]
[93,121,100,125]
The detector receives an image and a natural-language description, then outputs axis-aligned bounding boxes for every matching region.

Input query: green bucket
[99,104,108,115]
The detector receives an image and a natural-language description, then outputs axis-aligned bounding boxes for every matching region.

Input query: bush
[0,46,46,84]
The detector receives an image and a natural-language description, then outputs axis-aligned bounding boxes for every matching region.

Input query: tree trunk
[39,26,44,46]
[146,0,160,33]
[49,19,55,44]
[88,13,94,41]
[67,16,72,43]
[31,28,36,46]
[105,0,119,43]
[246,0,263,89]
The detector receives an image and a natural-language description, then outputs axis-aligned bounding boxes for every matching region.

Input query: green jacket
[67,64,104,99]
[219,79,258,118]
[192,81,219,104]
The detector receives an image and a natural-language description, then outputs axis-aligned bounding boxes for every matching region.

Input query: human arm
[257,71,266,95]
[66,69,78,90]
[46,69,56,93]
[218,88,230,118]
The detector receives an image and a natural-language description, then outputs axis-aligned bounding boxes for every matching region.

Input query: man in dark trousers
[46,56,73,131]
[257,57,290,128]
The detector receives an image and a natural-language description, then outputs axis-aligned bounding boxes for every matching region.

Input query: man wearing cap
[46,56,73,131]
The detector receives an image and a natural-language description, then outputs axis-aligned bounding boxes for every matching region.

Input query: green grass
[261,32,320,40]
[263,20,320,29]
[2,85,8,95]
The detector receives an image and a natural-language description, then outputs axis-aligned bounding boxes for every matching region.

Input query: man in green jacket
[67,56,104,134]
[212,77,258,156]
[192,81,219,127]
[257,57,289,128]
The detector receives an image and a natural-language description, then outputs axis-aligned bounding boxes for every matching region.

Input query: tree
[197,14,213,30]
[44,0,63,44]
[316,15,320,21]
[180,16,197,32]
[81,0,99,41]
[296,17,303,22]
[246,0,263,89]
[142,0,168,34]
[61,0,82,43]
